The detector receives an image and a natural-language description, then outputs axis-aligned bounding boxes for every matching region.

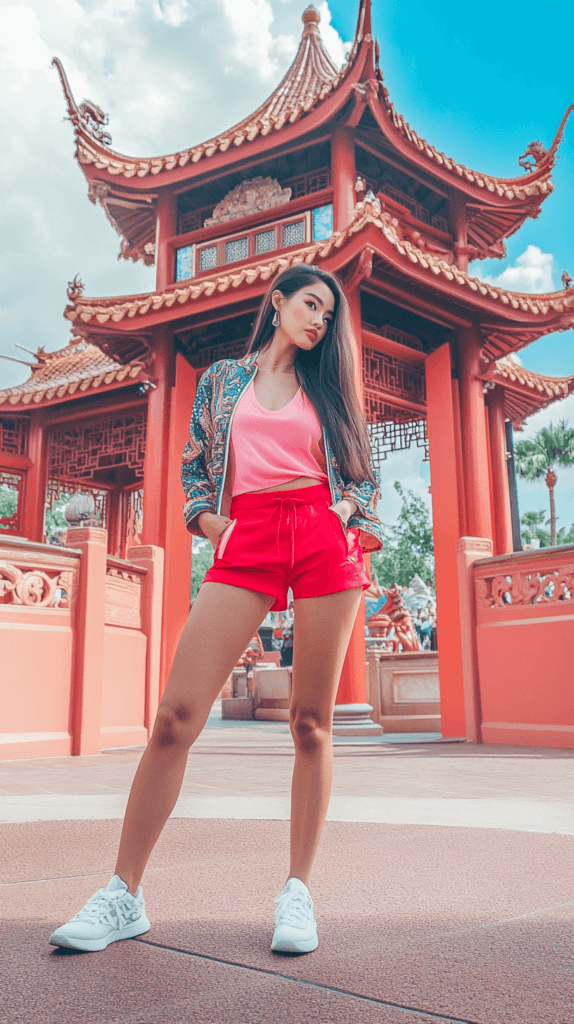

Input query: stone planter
[368,650,441,732]
[252,666,292,721]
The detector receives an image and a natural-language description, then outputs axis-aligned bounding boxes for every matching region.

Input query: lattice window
[47,412,146,481]
[363,347,426,406]
[44,478,109,534]
[368,420,429,467]
[282,220,305,247]
[198,245,218,271]
[188,338,247,369]
[124,486,144,555]
[224,236,248,264]
[0,470,24,534]
[284,167,330,199]
[0,415,29,456]
[255,228,276,254]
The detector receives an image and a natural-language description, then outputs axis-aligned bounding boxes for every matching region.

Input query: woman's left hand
[329,498,357,527]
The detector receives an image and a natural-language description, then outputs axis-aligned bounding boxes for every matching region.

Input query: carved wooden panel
[476,563,574,609]
[0,415,29,456]
[105,566,143,629]
[47,412,146,481]
[0,562,76,608]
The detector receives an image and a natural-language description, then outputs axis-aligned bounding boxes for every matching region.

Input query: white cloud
[473,244,555,294]
[221,0,297,81]
[376,446,432,527]
[316,1,352,67]
[0,1,348,390]
[0,3,51,71]
[153,0,190,28]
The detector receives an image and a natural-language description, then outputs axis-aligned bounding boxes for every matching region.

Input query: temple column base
[332,703,384,736]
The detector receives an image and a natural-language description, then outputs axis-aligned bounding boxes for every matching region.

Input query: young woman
[50,263,383,955]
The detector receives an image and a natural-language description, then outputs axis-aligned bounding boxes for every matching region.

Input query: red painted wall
[474,547,574,748]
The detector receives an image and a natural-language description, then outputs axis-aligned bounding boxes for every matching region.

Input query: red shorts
[203,482,370,611]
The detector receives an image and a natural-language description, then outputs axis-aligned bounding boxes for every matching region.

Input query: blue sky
[1,0,572,530]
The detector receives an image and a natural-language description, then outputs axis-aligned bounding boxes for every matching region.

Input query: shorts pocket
[215,518,237,559]
[328,506,348,544]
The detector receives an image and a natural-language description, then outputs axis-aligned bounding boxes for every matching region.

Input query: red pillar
[425,343,467,737]
[333,283,382,735]
[142,327,173,549]
[155,190,177,293]
[457,328,493,541]
[23,410,48,542]
[331,126,356,232]
[488,386,513,555]
[161,353,196,689]
[141,329,194,694]
[451,195,470,273]
[67,526,107,755]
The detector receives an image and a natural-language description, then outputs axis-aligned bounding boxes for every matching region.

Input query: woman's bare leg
[115,582,274,893]
[288,587,363,887]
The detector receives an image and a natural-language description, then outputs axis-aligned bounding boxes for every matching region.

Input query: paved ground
[1,707,573,1024]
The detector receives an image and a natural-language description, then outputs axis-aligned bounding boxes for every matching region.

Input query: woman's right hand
[198,511,233,549]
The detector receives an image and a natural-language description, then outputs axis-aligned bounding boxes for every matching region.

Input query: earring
[272,309,280,327]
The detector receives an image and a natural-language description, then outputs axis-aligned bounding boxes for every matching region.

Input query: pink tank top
[230,379,329,496]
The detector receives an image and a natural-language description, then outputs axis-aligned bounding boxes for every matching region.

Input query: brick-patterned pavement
[1,706,573,1023]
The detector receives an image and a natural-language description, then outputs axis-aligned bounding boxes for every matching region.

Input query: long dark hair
[245,264,376,487]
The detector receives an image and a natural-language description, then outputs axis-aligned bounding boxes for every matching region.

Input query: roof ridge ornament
[52,57,112,147]
[302,5,320,34]
[67,275,85,303]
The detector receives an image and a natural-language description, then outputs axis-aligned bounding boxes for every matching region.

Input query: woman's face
[273,280,335,351]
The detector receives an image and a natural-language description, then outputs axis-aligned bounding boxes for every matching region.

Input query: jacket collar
[237,350,259,368]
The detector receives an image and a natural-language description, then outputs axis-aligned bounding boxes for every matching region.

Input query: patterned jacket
[181,351,383,552]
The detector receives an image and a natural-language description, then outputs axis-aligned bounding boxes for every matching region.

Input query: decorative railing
[174,201,334,282]
[379,184,449,234]
[474,547,574,610]
[105,555,146,629]
[0,537,79,608]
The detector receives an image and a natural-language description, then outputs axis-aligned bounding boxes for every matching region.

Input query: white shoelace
[73,889,140,928]
[275,889,313,929]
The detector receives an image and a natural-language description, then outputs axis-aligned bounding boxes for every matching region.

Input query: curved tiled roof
[491,358,574,399]
[52,0,571,214]
[486,357,574,426]
[0,338,145,408]
[376,84,561,201]
[53,6,350,180]
[64,198,574,331]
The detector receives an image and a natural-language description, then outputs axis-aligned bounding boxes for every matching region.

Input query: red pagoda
[3,0,573,737]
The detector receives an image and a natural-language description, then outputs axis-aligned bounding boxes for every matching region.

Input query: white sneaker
[271,877,318,954]
[49,875,150,952]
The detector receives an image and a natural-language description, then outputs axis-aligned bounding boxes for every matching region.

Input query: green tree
[521,509,574,548]
[370,481,434,588]
[515,420,574,546]
[0,483,18,526]
[44,494,71,540]
[191,537,214,602]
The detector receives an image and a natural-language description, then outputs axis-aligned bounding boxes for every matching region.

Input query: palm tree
[515,419,574,546]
